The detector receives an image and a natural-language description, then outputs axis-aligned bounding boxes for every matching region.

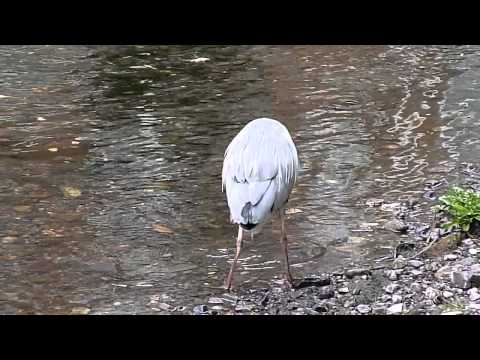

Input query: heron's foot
[284,273,295,289]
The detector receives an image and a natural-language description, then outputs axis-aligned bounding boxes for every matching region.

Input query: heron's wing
[222,118,298,225]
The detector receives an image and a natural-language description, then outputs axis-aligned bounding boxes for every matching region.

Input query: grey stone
[463,238,474,247]
[317,285,335,299]
[469,248,479,255]
[467,288,480,302]
[208,297,224,304]
[392,294,403,304]
[425,262,440,272]
[384,219,408,233]
[425,287,440,300]
[410,270,423,277]
[385,283,401,294]
[337,287,349,294]
[393,256,407,269]
[411,282,423,293]
[345,268,371,279]
[408,260,424,268]
[442,291,454,299]
[451,271,472,289]
[193,304,208,314]
[366,198,384,207]
[386,303,403,314]
[444,254,458,261]
[387,270,398,281]
[356,304,371,314]
[372,305,387,315]
[468,303,480,311]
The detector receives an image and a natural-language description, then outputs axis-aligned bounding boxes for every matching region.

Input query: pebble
[410,269,423,277]
[442,291,454,299]
[385,283,400,294]
[441,311,463,315]
[317,285,335,299]
[393,256,407,270]
[356,304,371,314]
[425,262,440,272]
[381,203,401,212]
[451,271,472,289]
[408,260,424,268]
[386,303,403,314]
[366,198,384,207]
[391,294,403,304]
[463,239,475,247]
[411,282,423,293]
[345,268,371,279]
[193,305,208,314]
[337,287,349,294]
[469,248,479,255]
[208,297,224,304]
[467,288,480,302]
[388,271,398,281]
[384,219,408,233]
[158,303,173,311]
[444,254,458,261]
[425,287,440,300]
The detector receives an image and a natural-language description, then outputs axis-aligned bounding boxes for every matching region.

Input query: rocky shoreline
[191,163,480,315]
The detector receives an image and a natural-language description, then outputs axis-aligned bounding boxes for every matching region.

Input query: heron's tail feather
[226,179,277,226]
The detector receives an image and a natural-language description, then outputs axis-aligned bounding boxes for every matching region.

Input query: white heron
[222,117,299,290]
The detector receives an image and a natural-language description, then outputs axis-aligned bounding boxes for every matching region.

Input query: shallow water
[1,45,479,314]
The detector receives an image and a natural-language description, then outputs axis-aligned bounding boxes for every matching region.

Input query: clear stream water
[1,45,479,314]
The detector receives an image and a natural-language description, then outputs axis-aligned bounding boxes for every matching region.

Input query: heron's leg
[280,212,294,285]
[224,226,243,291]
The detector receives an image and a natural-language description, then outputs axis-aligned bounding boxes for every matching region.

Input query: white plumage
[221,117,299,290]
[222,117,298,230]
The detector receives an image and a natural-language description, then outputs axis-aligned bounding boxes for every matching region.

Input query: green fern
[437,186,480,233]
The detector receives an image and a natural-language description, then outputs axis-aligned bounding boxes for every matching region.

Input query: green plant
[437,186,480,232]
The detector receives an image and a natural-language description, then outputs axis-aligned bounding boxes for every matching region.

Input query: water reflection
[1,45,480,313]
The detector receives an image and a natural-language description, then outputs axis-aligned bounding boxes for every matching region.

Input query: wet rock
[366,198,384,207]
[462,238,475,247]
[372,305,386,315]
[193,305,208,315]
[467,288,480,302]
[71,307,90,315]
[345,268,371,279]
[387,270,398,281]
[468,248,479,256]
[317,285,335,299]
[442,291,454,299]
[441,310,463,315]
[14,205,32,213]
[408,260,424,268]
[392,295,403,304]
[384,219,408,233]
[2,236,17,244]
[468,303,480,311]
[381,203,401,212]
[410,270,423,277]
[235,304,254,312]
[208,297,224,305]
[386,303,403,315]
[451,271,472,289]
[356,304,371,314]
[425,287,441,301]
[385,283,400,294]
[296,275,331,288]
[313,303,329,313]
[158,303,174,311]
[411,282,423,293]
[393,256,407,269]
[425,262,440,272]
